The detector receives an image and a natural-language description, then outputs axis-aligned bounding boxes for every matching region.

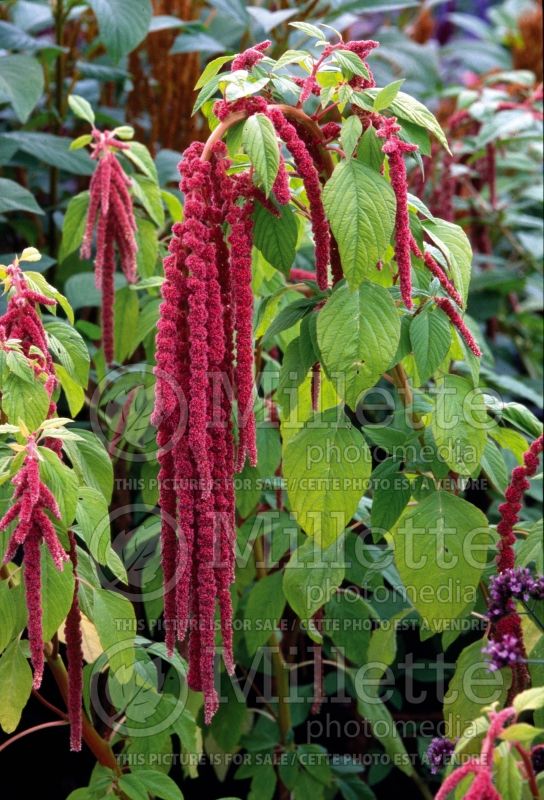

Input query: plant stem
[514,742,539,799]
[253,536,292,746]
[44,644,120,774]
[0,721,69,753]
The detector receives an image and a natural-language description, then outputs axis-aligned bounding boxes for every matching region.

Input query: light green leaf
[44,318,90,387]
[68,94,95,125]
[372,79,405,112]
[393,492,490,634]
[0,639,33,733]
[365,89,450,152]
[40,550,74,642]
[63,429,114,502]
[93,588,136,681]
[432,374,487,475]
[423,219,473,302]
[513,686,544,714]
[340,115,362,158]
[0,54,44,123]
[323,160,396,288]
[284,408,371,545]
[195,55,235,89]
[243,114,280,197]
[253,203,298,275]
[1,372,49,431]
[136,770,184,800]
[59,191,90,263]
[114,286,140,363]
[317,282,401,408]
[409,305,451,384]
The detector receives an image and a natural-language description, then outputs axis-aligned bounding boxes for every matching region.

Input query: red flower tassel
[376,117,418,310]
[81,130,138,363]
[434,297,482,356]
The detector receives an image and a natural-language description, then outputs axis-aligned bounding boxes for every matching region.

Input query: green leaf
[245,571,285,654]
[370,460,411,535]
[68,94,95,125]
[0,54,44,123]
[284,409,372,545]
[124,141,159,183]
[0,639,33,733]
[87,0,152,60]
[1,372,49,431]
[118,775,148,800]
[393,492,490,634]
[243,114,280,197]
[432,374,487,475]
[289,21,326,40]
[513,686,544,714]
[317,282,401,408]
[1,132,94,175]
[480,439,508,493]
[114,286,140,363]
[39,446,79,529]
[136,771,184,800]
[423,219,473,302]
[333,50,369,79]
[340,115,363,159]
[40,549,75,641]
[93,588,136,681]
[59,192,90,263]
[444,639,510,738]
[283,535,345,621]
[357,126,385,173]
[55,365,84,417]
[409,305,451,384]
[325,593,374,663]
[63,429,114,502]
[494,744,523,800]
[356,694,414,776]
[0,178,44,215]
[70,134,93,151]
[253,203,298,276]
[194,55,235,90]
[365,89,450,152]
[75,487,126,583]
[372,79,405,112]
[323,160,396,288]
[132,174,164,228]
[44,318,90,387]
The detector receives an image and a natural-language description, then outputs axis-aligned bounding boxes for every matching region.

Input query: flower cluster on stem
[81,129,138,363]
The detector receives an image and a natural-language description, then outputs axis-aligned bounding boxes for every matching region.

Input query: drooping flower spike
[153,37,473,724]
[0,256,83,748]
[435,707,515,800]
[0,439,67,688]
[376,117,418,310]
[434,297,482,356]
[486,434,544,697]
[81,128,138,363]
